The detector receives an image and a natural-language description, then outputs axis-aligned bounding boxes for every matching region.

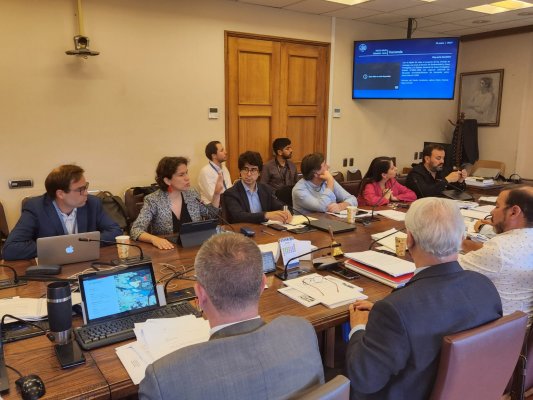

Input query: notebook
[78,262,161,325]
[442,189,474,201]
[37,231,100,265]
[305,217,356,234]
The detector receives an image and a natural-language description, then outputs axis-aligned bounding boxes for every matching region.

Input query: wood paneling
[226,32,329,177]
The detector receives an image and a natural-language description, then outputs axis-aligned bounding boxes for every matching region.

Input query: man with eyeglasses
[223,151,292,224]
[292,152,357,214]
[459,186,533,323]
[2,164,122,260]
[345,197,501,400]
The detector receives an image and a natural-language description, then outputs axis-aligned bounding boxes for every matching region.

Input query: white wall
[0,0,531,230]
[458,33,533,178]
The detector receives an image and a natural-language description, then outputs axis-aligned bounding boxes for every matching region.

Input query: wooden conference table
[0,211,405,399]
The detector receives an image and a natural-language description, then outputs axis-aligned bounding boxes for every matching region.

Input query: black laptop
[0,339,9,392]
[442,189,474,201]
[179,219,218,248]
[306,217,356,234]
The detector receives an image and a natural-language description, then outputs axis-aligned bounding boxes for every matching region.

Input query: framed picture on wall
[458,69,504,127]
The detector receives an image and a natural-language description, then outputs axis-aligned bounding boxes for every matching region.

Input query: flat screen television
[352,37,459,100]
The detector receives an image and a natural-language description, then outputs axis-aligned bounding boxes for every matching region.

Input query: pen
[261,230,275,237]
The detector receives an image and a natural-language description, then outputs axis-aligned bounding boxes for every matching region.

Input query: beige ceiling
[230,0,533,36]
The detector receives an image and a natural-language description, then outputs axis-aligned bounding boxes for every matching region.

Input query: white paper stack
[344,251,415,277]
[282,273,367,309]
[376,209,406,221]
[0,293,82,322]
[116,315,210,384]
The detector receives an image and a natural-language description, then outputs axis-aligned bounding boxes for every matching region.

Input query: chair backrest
[124,185,158,224]
[296,375,350,400]
[472,159,506,177]
[429,311,528,400]
[524,325,533,391]
[275,185,294,208]
[331,171,344,183]
[340,180,361,197]
[346,170,362,181]
[0,201,9,251]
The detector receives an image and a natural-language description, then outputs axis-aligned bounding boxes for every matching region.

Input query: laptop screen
[79,263,160,324]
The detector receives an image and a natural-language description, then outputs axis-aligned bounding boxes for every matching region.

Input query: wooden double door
[225,32,330,180]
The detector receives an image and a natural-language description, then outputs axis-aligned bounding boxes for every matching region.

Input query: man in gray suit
[139,233,324,400]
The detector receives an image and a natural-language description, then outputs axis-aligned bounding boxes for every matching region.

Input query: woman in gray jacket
[130,156,222,249]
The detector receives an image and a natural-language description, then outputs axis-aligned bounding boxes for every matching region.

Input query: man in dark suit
[223,151,292,224]
[139,233,324,400]
[346,197,502,400]
[406,143,467,198]
[2,164,122,260]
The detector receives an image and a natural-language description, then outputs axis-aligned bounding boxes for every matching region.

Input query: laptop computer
[442,189,474,201]
[75,262,199,350]
[0,339,9,392]
[306,217,356,234]
[179,219,218,248]
[37,231,100,265]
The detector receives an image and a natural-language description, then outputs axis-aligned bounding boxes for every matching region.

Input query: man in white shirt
[459,186,533,322]
[292,152,357,214]
[197,141,232,204]
[139,233,324,400]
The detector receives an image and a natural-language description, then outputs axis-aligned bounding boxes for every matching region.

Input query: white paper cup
[115,235,130,259]
[346,206,358,223]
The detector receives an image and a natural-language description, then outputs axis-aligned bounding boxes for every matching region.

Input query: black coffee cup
[47,282,72,344]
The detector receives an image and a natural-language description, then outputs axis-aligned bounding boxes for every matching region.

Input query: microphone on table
[78,238,150,266]
[194,197,235,232]
[412,176,426,199]
[0,263,27,289]
[275,243,342,281]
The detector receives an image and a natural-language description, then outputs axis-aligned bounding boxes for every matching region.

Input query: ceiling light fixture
[65,0,99,58]
[466,4,510,13]
[324,0,371,5]
[490,0,533,10]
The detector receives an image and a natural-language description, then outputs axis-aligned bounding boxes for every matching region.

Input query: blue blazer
[223,180,285,224]
[2,194,122,260]
[346,261,502,400]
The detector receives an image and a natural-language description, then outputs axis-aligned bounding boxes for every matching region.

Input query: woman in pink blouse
[358,157,417,206]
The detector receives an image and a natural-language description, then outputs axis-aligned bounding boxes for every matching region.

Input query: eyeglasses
[241,167,259,175]
[69,182,89,194]
[302,276,339,296]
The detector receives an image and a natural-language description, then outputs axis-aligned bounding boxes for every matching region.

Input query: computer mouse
[15,374,46,400]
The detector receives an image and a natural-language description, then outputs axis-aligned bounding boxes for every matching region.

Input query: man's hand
[151,236,175,250]
[445,170,462,183]
[349,300,374,328]
[458,169,467,183]
[474,219,493,232]
[461,238,484,253]
[265,210,291,224]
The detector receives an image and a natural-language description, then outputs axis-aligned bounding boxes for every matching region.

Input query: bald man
[459,186,533,323]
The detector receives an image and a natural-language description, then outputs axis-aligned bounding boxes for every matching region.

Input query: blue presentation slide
[353,38,459,99]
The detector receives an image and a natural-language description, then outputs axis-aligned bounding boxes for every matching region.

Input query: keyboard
[75,301,201,350]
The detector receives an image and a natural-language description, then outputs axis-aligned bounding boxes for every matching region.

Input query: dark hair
[359,157,393,195]
[273,138,291,154]
[238,151,263,171]
[423,143,445,159]
[45,165,85,198]
[505,187,533,227]
[301,153,324,181]
[205,141,221,161]
[155,156,188,191]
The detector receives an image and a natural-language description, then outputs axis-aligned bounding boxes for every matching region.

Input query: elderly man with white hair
[345,197,502,400]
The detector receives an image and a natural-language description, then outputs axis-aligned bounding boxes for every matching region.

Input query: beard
[282,153,292,160]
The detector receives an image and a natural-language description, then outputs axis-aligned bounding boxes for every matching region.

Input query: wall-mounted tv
[352,37,459,100]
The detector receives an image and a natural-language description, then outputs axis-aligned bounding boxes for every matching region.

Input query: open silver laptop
[37,231,100,265]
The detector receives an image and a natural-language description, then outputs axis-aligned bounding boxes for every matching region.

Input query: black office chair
[275,185,294,207]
